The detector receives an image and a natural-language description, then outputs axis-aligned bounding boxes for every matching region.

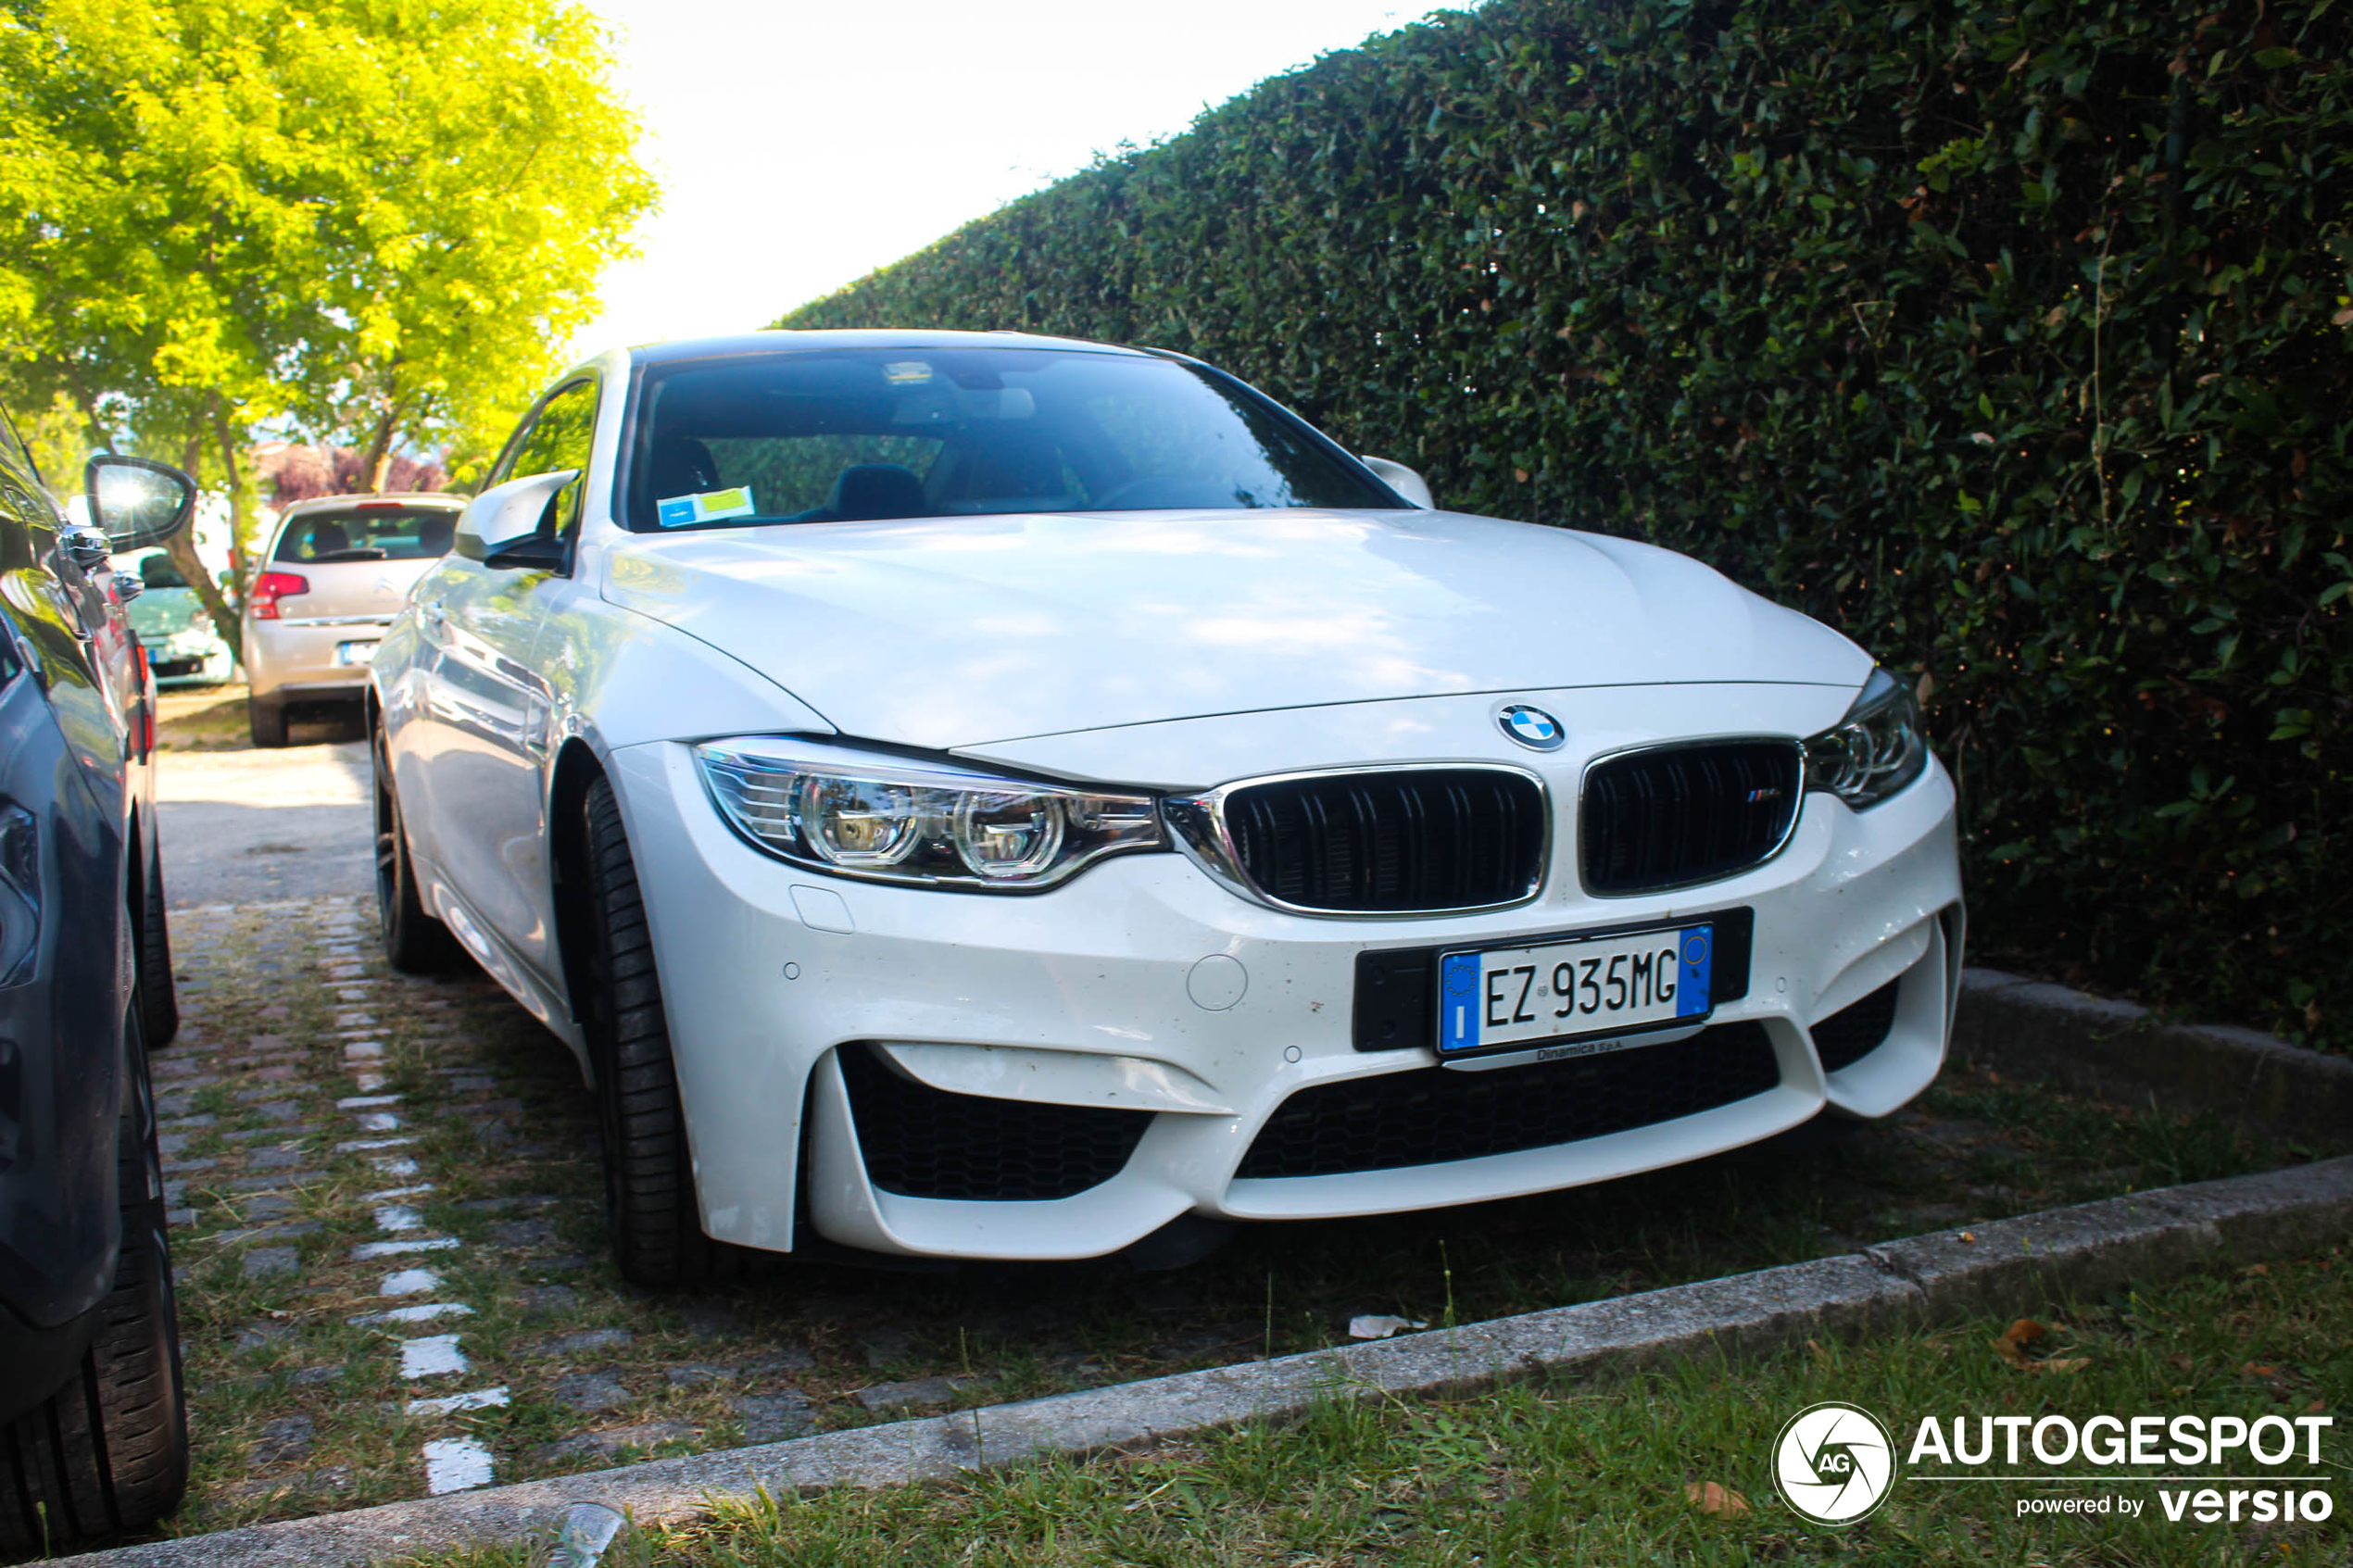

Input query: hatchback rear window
[272,506,458,563]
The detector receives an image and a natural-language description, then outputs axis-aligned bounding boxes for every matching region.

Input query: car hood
[599,508,1869,750]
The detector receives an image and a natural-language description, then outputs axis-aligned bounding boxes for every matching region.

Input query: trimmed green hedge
[782,0,2353,1049]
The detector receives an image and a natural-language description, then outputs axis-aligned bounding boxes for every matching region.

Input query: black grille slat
[1239,1022,1782,1178]
[1581,741,1802,895]
[1224,769,1544,913]
[837,1045,1152,1201]
[1811,979,1903,1073]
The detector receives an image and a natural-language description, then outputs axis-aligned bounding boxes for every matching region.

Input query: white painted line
[370,1156,419,1177]
[422,1436,495,1493]
[400,1334,470,1379]
[409,1386,510,1416]
[353,1072,387,1092]
[364,1184,434,1200]
[374,1204,425,1232]
[351,1301,474,1325]
[355,1111,402,1132]
[343,1043,385,1060]
[379,1268,441,1295]
[337,1136,415,1151]
[353,1237,459,1260]
[337,1094,403,1109]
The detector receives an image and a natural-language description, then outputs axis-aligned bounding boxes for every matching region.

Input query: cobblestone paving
[146,896,2330,1537]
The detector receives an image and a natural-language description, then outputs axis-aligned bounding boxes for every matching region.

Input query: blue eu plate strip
[1676,925,1712,1017]
[1440,952,1481,1051]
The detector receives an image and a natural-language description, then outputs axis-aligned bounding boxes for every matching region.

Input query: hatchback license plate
[334,640,380,666]
[1437,922,1713,1056]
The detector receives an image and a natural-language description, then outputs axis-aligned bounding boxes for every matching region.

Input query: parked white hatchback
[369,331,1963,1284]
[244,493,461,746]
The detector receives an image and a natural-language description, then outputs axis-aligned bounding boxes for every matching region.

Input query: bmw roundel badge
[1497,704,1565,751]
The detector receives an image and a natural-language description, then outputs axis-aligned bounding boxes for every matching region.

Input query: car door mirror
[455,469,577,562]
[84,456,197,548]
[1359,456,1434,510]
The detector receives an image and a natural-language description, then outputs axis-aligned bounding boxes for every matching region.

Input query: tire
[0,1010,189,1552]
[134,845,178,1050]
[582,777,714,1286]
[372,718,462,973]
[246,695,287,748]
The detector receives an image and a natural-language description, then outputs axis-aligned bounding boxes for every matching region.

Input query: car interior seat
[649,436,722,499]
[308,521,351,556]
[138,553,189,589]
[416,512,456,555]
[825,464,928,521]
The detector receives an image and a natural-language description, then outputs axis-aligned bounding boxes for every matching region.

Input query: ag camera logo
[1773,1401,1897,1524]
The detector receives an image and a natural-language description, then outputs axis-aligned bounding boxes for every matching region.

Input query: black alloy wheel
[372,717,461,973]
[581,776,718,1286]
[0,1008,189,1552]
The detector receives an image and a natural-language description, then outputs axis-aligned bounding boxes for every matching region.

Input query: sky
[567,0,1453,361]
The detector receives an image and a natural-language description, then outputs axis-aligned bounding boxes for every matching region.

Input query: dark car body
[0,415,185,1539]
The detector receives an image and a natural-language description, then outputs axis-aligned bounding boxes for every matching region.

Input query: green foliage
[0,0,656,630]
[784,0,2353,1049]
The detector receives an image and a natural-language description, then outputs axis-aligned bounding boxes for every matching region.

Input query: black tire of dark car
[372,718,464,973]
[0,1009,189,1553]
[582,776,718,1286]
[246,694,286,748]
[135,843,178,1050]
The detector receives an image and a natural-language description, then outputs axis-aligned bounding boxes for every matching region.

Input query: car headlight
[1804,667,1929,809]
[696,736,1165,890]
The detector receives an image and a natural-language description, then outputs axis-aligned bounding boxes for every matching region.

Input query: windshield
[621,347,1399,533]
[272,504,458,563]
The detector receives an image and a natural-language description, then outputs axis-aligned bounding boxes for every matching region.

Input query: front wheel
[372,718,461,973]
[0,1010,189,1552]
[581,777,716,1286]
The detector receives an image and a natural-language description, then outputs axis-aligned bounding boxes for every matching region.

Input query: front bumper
[610,719,1963,1262]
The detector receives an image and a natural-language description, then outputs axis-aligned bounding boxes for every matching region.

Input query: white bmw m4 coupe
[369,330,1963,1284]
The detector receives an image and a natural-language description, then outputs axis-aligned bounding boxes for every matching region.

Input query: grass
[401,1245,2352,1567]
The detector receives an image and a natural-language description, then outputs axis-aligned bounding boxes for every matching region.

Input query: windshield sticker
[883,360,935,385]
[657,486,755,528]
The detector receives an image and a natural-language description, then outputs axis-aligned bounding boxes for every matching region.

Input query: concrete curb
[1954,968,2353,1147]
[58,1155,2353,1568]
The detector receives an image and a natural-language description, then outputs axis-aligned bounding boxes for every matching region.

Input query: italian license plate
[334,639,380,667]
[1437,922,1714,1056]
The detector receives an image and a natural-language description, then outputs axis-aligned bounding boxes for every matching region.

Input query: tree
[0,0,657,645]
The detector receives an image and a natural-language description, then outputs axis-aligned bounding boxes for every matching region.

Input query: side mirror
[84,456,197,548]
[1360,456,1435,510]
[454,469,576,562]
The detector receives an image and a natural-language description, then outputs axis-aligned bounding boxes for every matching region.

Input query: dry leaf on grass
[1687,1481,1752,1517]
[2240,1263,2270,1277]
[1993,1319,2087,1374]
[2242,1362,2281,1379]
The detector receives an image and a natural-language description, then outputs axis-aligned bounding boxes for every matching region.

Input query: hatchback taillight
[250,571,310,620]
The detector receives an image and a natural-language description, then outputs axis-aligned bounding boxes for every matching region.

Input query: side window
[491,380,599,538]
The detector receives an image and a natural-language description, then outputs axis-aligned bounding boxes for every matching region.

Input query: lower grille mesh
[1237,1022,1782,1179]
[1811,979,1902,1072]
[837,1044,1153,1200]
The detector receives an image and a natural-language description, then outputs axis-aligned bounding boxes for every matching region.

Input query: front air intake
[836,1044,1151,1201]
